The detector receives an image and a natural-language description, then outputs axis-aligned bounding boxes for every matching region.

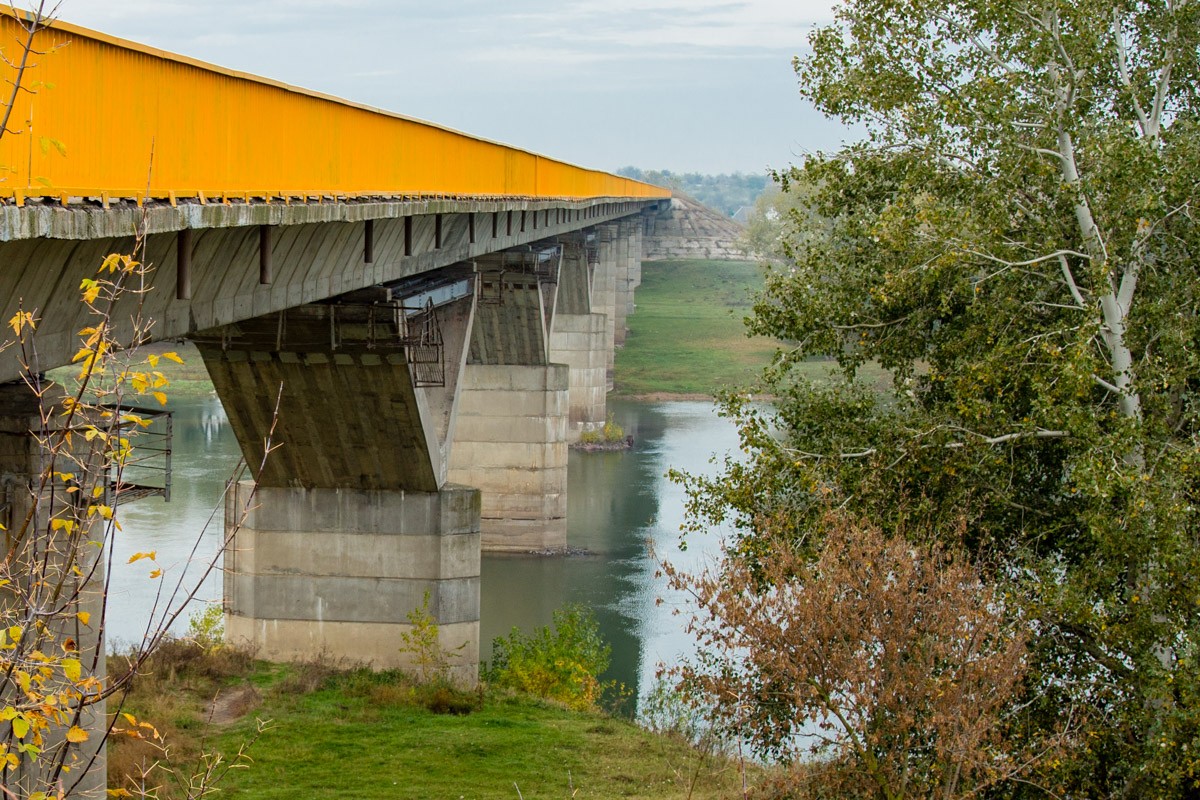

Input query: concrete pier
[224,482,480,682]
[449,364,568,551]
[447,254,570,551]
[197,289,482,682]
[593,223,621,390]
[549,235,608,440]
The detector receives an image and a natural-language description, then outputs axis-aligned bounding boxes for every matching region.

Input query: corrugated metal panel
[0,12,669,204]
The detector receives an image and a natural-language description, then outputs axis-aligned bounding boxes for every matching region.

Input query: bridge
[0,3,667,742]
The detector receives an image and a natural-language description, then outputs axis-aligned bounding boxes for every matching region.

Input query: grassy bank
[615,259,892,397]
[614,259,779,397]
[109,643,751,800]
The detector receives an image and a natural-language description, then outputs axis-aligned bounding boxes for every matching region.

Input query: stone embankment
[642,192,746,261]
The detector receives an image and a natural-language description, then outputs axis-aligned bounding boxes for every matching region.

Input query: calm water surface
[109,395,738,704]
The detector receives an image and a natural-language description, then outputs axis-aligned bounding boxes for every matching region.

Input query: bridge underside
[0,197,653,684]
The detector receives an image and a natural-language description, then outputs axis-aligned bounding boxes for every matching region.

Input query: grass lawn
[108,646,752,800]
[615,259,893,397]
[614,259,779,396]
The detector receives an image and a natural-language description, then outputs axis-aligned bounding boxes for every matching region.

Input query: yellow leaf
[61,658,81,682]
[108,789,134,798]
[65,726,88,744]
[162,351,184,364]
[11,717,28,739]
[76,611,91,626]
[148,569,162,579]
[100,254,121,274]
[127,551,156,564]
[152,391,168,406]
[7,311,34,336]
[147,354,159,367]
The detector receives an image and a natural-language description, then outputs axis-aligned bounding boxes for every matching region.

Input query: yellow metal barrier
[0,11,669,205]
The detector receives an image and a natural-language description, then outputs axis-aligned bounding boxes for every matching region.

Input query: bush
[483,606,611,711]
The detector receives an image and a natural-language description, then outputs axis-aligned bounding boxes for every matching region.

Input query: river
[106,394,739,707]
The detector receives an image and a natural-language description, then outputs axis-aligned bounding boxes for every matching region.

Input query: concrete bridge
[0,5,668,718]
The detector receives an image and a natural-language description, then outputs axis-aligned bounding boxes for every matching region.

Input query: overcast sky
[61,1,853,176]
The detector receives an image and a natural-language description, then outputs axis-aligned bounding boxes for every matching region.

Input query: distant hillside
[615,167,768,218]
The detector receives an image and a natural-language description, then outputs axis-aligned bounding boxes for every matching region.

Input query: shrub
[601,414,624,442]
[483,606,611,711]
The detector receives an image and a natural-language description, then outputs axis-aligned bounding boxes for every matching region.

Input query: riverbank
[613,259,779,397]
[109,642,755,799]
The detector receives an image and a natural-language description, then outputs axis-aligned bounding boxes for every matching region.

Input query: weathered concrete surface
[447,364,569,551]
[642,193,744,261]
[224,482,481,683]
[593,223,621,390]
[549,312,608,441]
[613,217,643,347]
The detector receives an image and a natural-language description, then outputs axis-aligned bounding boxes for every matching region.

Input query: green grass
[614,259,779,396]
[109,647,753,800]
[615,259,894,397]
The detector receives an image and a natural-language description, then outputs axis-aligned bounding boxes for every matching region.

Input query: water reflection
[108,396,740,708]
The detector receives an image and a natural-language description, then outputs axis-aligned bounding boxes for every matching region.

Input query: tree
[675,0,1200,796]
[665,513,1044,800]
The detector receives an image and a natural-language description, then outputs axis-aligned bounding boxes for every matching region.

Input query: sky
[60,0,854,176]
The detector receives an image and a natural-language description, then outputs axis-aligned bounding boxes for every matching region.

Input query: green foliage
[614,259,784,395]
[398,590,465,685]
[601,414,624,442]
[185,603,225,652]
[615,166,769,217]
[676,0,1200,796]
[483,606,612,712]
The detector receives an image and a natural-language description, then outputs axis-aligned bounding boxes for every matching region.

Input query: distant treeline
[615,167,769,218]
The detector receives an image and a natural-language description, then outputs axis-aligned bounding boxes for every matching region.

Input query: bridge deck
[0,10,668,207]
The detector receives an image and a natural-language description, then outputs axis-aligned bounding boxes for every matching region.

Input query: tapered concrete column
[224,482,480,683]
[549,235,608,440]
[196,287,482,682]
[449,254,569,550]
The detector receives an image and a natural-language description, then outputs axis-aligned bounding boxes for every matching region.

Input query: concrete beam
[0,202,652,384]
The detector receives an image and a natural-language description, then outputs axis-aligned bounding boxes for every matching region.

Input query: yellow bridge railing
[0,11,669,206]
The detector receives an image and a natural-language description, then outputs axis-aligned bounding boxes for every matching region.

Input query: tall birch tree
[678,0,1200,795]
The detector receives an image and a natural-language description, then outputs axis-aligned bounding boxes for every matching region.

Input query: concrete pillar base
[448,364,568,551]
[549,312,608,442]
[223,482,481,685]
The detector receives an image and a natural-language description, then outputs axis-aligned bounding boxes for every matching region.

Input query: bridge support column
[224,482,480,682]
[613,217,642,348]
[549,235,608,440]
[449,364,568,551]
[448,251,568,551]
[197,286,481,682]
[594,224,621,391]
